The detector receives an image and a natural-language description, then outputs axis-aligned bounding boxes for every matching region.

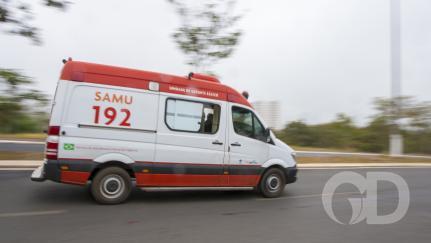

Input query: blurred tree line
[0,69,49,133]
[277,97,431,155]
[0,0,69,44]
[168,0,242,73]
[0,0,69,133]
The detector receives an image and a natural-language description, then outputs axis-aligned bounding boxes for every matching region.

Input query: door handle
[212,140,223,145]
[231,142,241,147]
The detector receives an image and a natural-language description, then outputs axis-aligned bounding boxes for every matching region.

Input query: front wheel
[259,168,286,198]
[90,167,132,204]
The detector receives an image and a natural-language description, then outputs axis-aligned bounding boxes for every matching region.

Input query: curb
[296,151,431,159]
[298,163,431,168]
[0,140,45,145]
[0,160,43,169]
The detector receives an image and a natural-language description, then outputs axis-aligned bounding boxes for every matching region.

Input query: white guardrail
[0,140,45,145]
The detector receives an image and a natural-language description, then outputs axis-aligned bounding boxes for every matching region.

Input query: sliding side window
[165,99,221,134]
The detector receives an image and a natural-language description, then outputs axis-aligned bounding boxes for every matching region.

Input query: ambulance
[31,60,297,204]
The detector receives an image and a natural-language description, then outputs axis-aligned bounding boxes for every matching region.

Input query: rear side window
[165,98,220,134]
[232,106,267,142]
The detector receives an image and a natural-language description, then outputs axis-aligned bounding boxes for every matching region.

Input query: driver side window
[232,106,267,142]
[253,115,266,141]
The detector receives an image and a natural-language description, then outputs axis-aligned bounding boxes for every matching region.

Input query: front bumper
[284,166,298,184]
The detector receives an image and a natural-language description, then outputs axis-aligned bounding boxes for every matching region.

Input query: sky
[1,0,430,126]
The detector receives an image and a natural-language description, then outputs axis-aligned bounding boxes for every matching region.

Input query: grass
[297,155,431,164]
[291,145,358,152]
[0,133,46,141]
[0,152,44,160]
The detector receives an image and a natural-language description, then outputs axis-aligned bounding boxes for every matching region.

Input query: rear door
[227,104,269,186]
[153,95,227,186]
[59,82,159,163]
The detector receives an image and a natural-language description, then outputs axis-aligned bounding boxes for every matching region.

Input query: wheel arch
[89,161,135,181]
[260,159,290,183]
[94,153,135,164]
[261,158,289,169]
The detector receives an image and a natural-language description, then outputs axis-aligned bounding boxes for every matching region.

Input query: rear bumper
[31,160,64,183]
[31,160,61,182]
[30,165,45,182]
[284,166,298,184]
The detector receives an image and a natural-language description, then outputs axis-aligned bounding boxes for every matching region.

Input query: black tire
[90,167,132,204]
[259,168,286,198]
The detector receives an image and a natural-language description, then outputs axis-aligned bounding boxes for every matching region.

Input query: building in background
[252,100,283,130]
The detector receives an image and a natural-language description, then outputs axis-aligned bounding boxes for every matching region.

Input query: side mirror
[264,128,271,143]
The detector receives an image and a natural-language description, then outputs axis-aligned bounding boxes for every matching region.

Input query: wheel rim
[266,175,281,192]
[100,174,125,199]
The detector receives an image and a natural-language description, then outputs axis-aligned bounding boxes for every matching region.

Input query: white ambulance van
[31,60,297,204]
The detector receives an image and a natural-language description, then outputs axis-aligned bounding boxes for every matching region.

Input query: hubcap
[100,175,125,199]
[266,175,280,192]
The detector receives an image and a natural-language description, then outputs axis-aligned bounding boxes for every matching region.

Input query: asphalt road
[0,141,44,152]
[1,167,430,243]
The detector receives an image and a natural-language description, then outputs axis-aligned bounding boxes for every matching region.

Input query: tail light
[45,126,60,160]
[47,126,60,135]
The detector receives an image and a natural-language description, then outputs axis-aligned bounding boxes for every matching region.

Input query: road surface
[0,167,430,243]
[0,140,44,152]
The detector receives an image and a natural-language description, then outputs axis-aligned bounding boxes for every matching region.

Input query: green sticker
[64,143,75,151]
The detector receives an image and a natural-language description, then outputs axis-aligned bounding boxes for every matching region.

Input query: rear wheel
[90,167,132,204]
[259,168,286,198]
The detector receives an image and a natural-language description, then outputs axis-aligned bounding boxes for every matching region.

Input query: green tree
[278,98,431,154]
[0,0,69,44]
[354,117,390,152]
[279,114,359,149]
[404,130,431,154]
[312,113,358,148]
[373,96,431,131]
[278,121,317,147]
[168,0,242,72]
[0,69,48,132]
[368,97,431,154]
[1,1,71,133]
